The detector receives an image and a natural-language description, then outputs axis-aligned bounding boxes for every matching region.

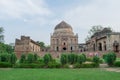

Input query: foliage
[60,54,68,65]
[33,54,38,62]
[15,63,44,68]
[77,55,85,64]
[93,56,100,63]
[43,54,52,64]
[81,54,86,62]
[74,62,98,68]
[68,54,77,64]
[0,62,12,68]
[27,53,34,63]
[0,43,14,54]
[103,52,116,66]
[37,41,45,49]
[19,54,26,63]
[47,61,61,68]
[85,25,103,41]
[9,53,17,64]
[0,53,9,62]
[114,61,120,67]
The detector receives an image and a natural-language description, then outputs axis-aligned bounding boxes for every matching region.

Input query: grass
[0,68,120,80]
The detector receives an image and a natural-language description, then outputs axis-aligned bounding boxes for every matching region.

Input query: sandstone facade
[86,28,120,52]
[50,21,78,52]
[14,36,40,58]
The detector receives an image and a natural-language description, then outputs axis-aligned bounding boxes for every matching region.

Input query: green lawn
[0,68,120,80]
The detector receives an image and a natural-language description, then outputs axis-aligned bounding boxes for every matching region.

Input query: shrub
[33,54,38,62]
[60,54,68,65]
[93,56,99,64]
[19,54,26,63]
[62,64,69,68]
[15,63,44,68]
[9,53,17,64]
[0,62,12,68]
[86,58,93,62]
[77,55,84,64]
[104,52,116,66]
[47,62,61,68]
[114,61,120,67]
[0,53,9,62]
[74,62,98,68]
[68,54,77,64]
[81,53,86,62]
[43,54,52,64]
[27,53,34,63]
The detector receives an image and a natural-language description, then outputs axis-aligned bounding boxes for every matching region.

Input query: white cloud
[62,0,120,31]
[0,0,52,19]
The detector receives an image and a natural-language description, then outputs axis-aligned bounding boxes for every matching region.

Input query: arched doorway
[98,43,102,51]
[113,41,119,52]
[63,47,67,51]
[56,47,59,51]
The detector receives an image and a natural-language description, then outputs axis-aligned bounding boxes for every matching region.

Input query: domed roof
[54,21,72,30]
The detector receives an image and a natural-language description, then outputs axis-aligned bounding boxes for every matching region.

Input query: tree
[9,53,17,64]
[0,27,4,43]
[85,25,103,41]
[60,54,68,65]
[33,54,38,62]
[37,41,45,48]
[105,52,116,66]
[43,54,52,64]
[0,43,14,54]
[20,54,26,63]
[27,53,34,63]
[77,55,84,64]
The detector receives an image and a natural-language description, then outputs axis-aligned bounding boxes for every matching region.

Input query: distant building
[78,43,87,52]
[14,36,40,58]
[50,21,78,52]
[86,28,120,52]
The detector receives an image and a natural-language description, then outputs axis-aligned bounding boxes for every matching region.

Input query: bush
[86,58,93,62]
[68,54,77,64]
[93,56,99,64]
[60,54,68,65]
[61,64,69,68]
[0,62,12,68]
[19,54,26,63]
[47,62,61,68]
[104,52,116,66]
[15,63,45,68]
[33,54,38,62]
[27,53,34,63]
[74,62,98,68]
[77,55,84,64]
[9,53,17,64]
[114,61,120,67]
[0,53,9,62]
[81,54,86,62]
[43,54,52,64]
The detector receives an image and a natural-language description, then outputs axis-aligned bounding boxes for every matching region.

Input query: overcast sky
[0,0,120,45]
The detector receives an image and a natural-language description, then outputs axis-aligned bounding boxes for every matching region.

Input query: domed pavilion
[50,21,78,52]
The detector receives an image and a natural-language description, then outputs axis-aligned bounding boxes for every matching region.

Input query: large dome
[54,21,72,30]
[53,21,74,36]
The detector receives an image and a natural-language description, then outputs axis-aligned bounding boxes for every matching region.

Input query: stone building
[78,43,87,52]
[15,36,40,58]
[86,28,120,52]
[50,21,78,52]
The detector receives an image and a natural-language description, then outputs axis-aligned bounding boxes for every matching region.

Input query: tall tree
[37,41,45,49]
[85,25,103,41]
[0,27,4,43]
